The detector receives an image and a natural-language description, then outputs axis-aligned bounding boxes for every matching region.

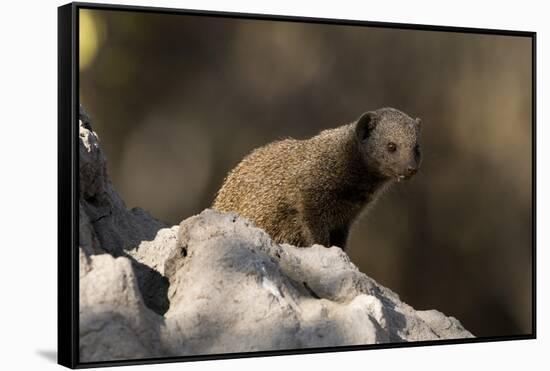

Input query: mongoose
[213,107,422,250]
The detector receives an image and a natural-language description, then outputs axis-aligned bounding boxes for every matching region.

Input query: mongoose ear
[415,117,422,129]
[356,111,377,141]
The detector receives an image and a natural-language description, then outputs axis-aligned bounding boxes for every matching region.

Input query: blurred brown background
[79,9,533,338]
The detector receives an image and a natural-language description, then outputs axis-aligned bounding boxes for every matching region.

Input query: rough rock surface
[78,107,473,363]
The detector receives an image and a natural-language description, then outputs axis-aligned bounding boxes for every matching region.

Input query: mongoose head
[355,107,422,182]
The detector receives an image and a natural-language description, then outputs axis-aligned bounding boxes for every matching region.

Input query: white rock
[77,107,473,362]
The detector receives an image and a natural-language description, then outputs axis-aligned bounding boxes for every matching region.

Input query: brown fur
[212,108,421,249]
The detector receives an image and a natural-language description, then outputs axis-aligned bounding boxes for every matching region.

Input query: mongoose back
[213,107,422,250]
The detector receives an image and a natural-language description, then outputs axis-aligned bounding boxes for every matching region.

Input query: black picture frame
[58,2,537,368]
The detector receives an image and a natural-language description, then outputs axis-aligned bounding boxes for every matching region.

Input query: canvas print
[73,4,534,366]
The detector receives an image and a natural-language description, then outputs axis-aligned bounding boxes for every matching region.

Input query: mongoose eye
[387,142,397,152]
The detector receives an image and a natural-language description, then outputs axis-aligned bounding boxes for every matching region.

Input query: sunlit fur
[213,107,421,249]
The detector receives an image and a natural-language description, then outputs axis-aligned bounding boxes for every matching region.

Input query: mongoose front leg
[305,223,330,246]
[298,210,330,247]
[329,225,350,250]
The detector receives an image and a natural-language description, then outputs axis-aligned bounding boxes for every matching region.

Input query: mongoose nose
[406,166,418,176]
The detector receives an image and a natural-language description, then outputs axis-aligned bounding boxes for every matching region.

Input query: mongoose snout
[406,165,418,176]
